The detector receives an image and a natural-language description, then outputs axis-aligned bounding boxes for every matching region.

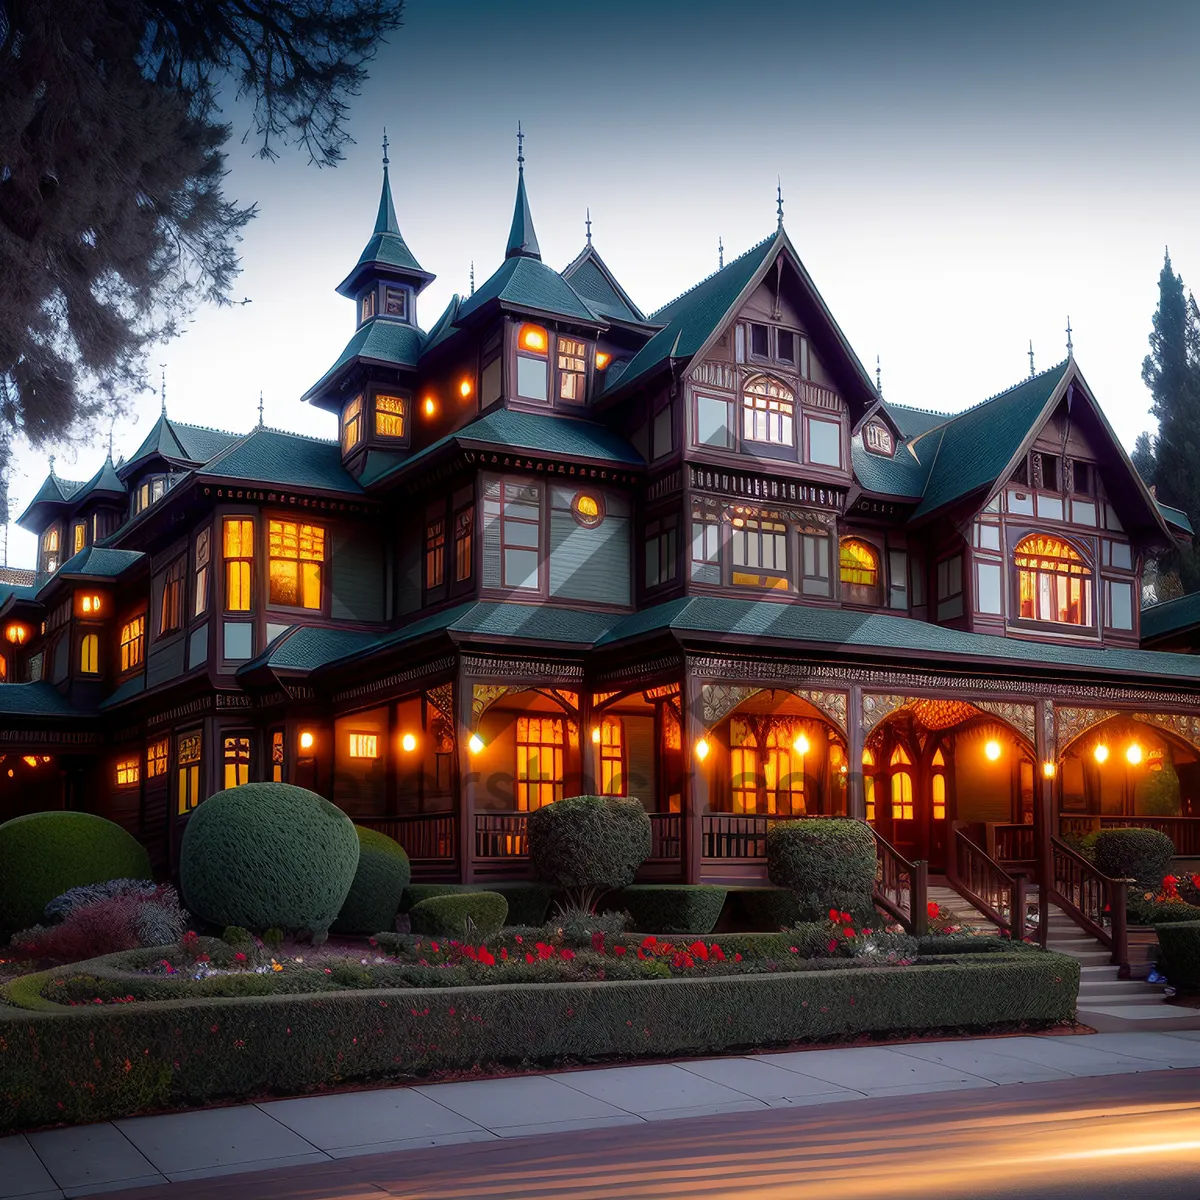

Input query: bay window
[742,377,795,446]
[268,520,325,610]
[1014,534,1092,626]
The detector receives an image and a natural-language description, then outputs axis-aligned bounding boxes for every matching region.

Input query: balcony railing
[1059,815,1200,857]
[358,813,457,862]
[990,822,1037,868]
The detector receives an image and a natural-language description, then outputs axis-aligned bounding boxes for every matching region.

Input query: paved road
[92,1067,1200,1200]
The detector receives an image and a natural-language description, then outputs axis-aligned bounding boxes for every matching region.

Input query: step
[1055,950,1112,964]
[1078,992,1166,1007]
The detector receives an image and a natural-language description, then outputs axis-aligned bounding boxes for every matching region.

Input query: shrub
[528,795,651,906]
[331,826,412,936]
[1156,921,1200,990]
[1127,896,1200,926]
[606,885,727,934]
[43,879,158,924]
[409,891,508,938]
[401,883,556,927]
[0,812,151,935]
[766,819,877,919]
[548,908,629,947]
[179,783,359,937]
[733,887,806,931]
[221,926,254,948]
[1091,828,1174,888]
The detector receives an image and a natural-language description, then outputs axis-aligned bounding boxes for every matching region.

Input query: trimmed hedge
[604,885,727,934]
[1127,896,1200,925]
[731,887,806,931]
[0,812,151,935]
[180,783,359,937]
[0,950,1079,1131]
[528,795,651,896]
[331,826,411,936]
[1156,921,1200,990]
[766,819,877,919]
[1091,828,1175,888]
[409,891,508,938]
[401,883,555,927]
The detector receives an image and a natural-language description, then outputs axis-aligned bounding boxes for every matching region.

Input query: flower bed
[0,944,1078,1132]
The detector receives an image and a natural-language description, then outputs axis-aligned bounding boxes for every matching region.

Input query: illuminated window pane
[374,394,406,438]
[116,757,140,787]
[120,615,145,672]
[271,730,284,782]
[516,715,564,811]
[342,394,363,453]
[599,716,625,797]
[1014,534,1092,625]
[741,376,795,444]
[268,520,324,610]
[80,633,99,674]
[932,773,947,821]
[223,518,254,612]
[223,735,251,789]
[348,733,378,758]
[146,738,169,778]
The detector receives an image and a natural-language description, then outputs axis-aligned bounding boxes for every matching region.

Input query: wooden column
[455,666,476,884]
[682,665,706,884]
[577,689,596,797]
[1034,698,1054,947]
[847,684,865,820]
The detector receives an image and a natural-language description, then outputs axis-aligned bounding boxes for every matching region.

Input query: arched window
[890,744,914,820]
[931,747,947,821]
[1015,535,1092,625]
[840,539,882,605]
[516,716,564,811]
[862,746,877,822]
[729,719,807,816]
[598,716,626,797]
[742,376,795,445]
[79,633,99,675]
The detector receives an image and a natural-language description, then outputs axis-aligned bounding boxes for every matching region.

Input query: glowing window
[348,733,378,759]
[223,518,254,612]
[146,738,168,779]
[223,735,251,789]
[864,422,894,456]
[729,719,807,816]
[177,732,202,815]
[931,747,947,821]
[731,515,789,591]
[268,520,324,610]
[41,525,60,573]
[1015,535,1093,626]
[341,394,363,454]
[598,716,626,797]
[863,746,877,822]
[194,527,211,618]
[374,394,406,439]
[120,615,145,672]
[454,508,473,582]
[558,336,587,401]
[79,633,99,674]
[516,716,564,811]
[571,492,603,528]
[271,730,284,782]
[519,323,548,354]
[840,539,882,605]
[425,517,446,589]
[72,521,86,555]
[890,744,914,820]
[742,376,795,445]
[116,757,140,787]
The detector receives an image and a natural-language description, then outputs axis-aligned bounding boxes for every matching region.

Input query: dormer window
[72,520,86,555]
[360,290,376,323]
[864,422,895,456]
[382,286,407,320]
[133,476,168,516]
[341,394,363,454]
[516,323,549,402]
[557,337,587,402]
[40,526,60,574]
[374,393,407,440]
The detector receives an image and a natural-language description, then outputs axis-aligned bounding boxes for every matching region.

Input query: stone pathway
[4,1031,1200,1199]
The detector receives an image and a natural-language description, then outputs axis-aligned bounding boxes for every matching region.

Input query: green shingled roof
[456,255,600,325]
[121,413,240,477]
[910,360,1071,520]
[851,428,941,499]
[100,675,146,709]
[596,595,1200,683]
[1157,500,1194,535]
[0,682,89,717]
[40,546,144,594]
[1141,593,1200,643]
[336,165,432,296]
[881,401,952,439]
[302,317,424,404]
[200,427,364,495]
[561,247,647,325]
[16,472,86,530]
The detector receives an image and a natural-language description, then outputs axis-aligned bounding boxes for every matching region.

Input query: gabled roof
[0,682,90,717]
[119,412,240,478]
[15,471,86,531]
[851,426,941,500]
[882,401,952,440]
[198,426,365,495]
[335,162,433,297]
[37,546,145,598]
[1157,499,1194,536]
[301,317,424,408]
[75,456,126,503]
[1141,592,1200,644]
[560,244,648,325]
[363,406,644,490]
[454,254,601,326]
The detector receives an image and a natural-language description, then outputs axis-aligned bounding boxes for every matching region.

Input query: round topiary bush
[179,783,359,936]
[331,826,412,935]
[1091,827,1174,887]
[766,818,877,920]
[527,795,652,905]
[409,891,508,938]
[0,811,151,935]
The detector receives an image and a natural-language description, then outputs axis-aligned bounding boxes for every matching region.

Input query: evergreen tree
[1131,431,1156,487]
[1141,250,1200,590]
[0,0,403,481]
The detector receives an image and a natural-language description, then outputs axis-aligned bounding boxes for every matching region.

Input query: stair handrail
[1048,835,1131,974]
[944,823,1028,941]
[869,827,928,936]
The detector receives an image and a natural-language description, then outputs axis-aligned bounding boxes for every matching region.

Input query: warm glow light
[1094,744,1110,764]
[519,324,548,352]
[984,740,1002,761]
[80,593,101,614]
[591,727,601,744]
[1126,743,1143,765]
[468,733,484,755]
[1043,761,1057,778]
[401,733,417,753]
[22,756,37,768]
[595,350,611,369]
[793,734,811,755]
[5,623,26,645]
[423,396,436,416]
[299,730,315,752]
[459,379,472,398]
[694,738,710,762]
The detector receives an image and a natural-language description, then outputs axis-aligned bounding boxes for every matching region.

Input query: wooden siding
[331,528,385,622]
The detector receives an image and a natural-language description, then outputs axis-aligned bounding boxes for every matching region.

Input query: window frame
[515,322,550,403]
[382,285,407,320]
[556,335,588,403]
[222,517,255,613]
[1012,533,1095,629]
[597,715,627,797]
[115,756,140,788]
[482,479,544,593]
[341,394,364,455]
[79,631,100,675]
[119,614,146,672]
[176,730,203,816]
[360,289,376,323]
[839,538,883,606]
[222,733,251,789]
[515,714,565,811]
[741,376,796,449]
[158,556,185,637]
[453,505,474,583]
[730,513,790,591]
[644,515,679,590]
[72,520,87,556]
[146,737,169,781]
[693,391,735,450]
[425,511,447,591]
[800,530,833,597]
[267,518,326,612]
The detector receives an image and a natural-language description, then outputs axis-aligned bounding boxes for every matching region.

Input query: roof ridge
[649,233,776,320]
[256,424,338,447]
[945,358,1070,421]
[168,417,243,440]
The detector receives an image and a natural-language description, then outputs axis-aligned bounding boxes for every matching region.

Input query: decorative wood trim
[331,654,456,706]
[201,486,375,514]
[426,682,454,722]
[972,700,1037,746]
[1135,711,1200,754]
[697,682,847,735]
[862,693,909,735]
[595,654,683,686]
[461,655,584,683]
[1054,707,1121,756]
[688,466,845,511]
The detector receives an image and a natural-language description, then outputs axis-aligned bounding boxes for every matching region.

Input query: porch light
[1042,761,1057,779]
[298,730,315,752]
[694,737,710,762]
[591,727,601,744]
[792,733,810,755]
[984,740,1002,761]
[423,396,436,416]
[468,733,485,755]
[401,733,417,753]
[1126,743,1143,765]
[595,351,611,369]
[1094,744,1109,764]
[4,623,26,645]
[459,379,472,398]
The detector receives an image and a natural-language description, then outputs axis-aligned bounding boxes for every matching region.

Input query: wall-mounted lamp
[298,730,315,752]
[694,738,710,762]
[468,734,484,755]
[401,733,417,753]
[1093,744,1109,764]
[1042,761,1057,779]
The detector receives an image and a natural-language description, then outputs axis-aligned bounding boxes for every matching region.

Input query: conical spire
[505,122,541,261]
[374,129,400,236]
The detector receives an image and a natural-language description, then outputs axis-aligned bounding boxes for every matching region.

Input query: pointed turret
[505,123,541,260]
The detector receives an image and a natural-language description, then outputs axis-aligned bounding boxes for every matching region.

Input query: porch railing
[648,813,682,861]
[946,823,1029,940]
[1059,815,1200,857]
[701,814,781,859]
[358,813,458,862]
[990,822,1037,869]
[475,812,530,860]
[870,827,929,936]
[1047,836,1130,973]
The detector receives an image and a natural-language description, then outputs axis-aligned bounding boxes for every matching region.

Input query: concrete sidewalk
[4,1030,1200,1199]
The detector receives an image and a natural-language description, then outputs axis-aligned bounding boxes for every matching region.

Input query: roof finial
[107,422,114,462]
[257,389,264,429]
[48,454,56,478]
[718,236,724,269]
[1066,316,1074,359]
[469,260,475,295]
[159,363,167,415]
[776,177,784,230]
[1028,339,1035,379]
[382,127,389,169]
[585,207,592,246]
[517,120,524,173]
[875,355,883,397]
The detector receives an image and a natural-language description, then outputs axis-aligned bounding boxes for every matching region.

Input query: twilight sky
[6,0,1200,567]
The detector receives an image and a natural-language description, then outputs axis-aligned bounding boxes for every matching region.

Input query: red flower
[431,942,440,953]
[637,949,647,960]
[500,947,508,961]
[591,931,606,952]
[710,944,725,961]
[560,948,576,961]
[827,939,838,952]
[689,941,709,961]
[734,952,742,962]
[862,929,873,937]
[927,902,941,919]
[525,952,535,964]
[234,952,247,963]
[613,944,627,956]
[537,942,554,960]
[641,935,658,950]
[672,951,694,969]
[842,927,856,938]
[829,908,840,921]
[840,912,852,923]
[478,947,495,966]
